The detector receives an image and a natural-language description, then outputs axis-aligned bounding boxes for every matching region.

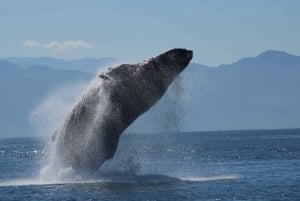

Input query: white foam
[0,173,242,187]
[179,174,242,182]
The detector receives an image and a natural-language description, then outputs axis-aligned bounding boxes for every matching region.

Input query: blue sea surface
[0,129,299,200]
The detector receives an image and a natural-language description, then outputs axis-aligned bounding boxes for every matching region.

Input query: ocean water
[0,129,299,201]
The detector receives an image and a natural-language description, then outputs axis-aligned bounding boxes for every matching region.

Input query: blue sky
[1,0,299,66]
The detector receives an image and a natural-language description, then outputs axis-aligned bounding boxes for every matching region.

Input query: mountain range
[0,50,299,137]
[1,57,116,74]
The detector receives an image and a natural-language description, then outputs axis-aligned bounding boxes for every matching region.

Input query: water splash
[126,75,187,134]
[30,82,89,138]
[38,77,111,180]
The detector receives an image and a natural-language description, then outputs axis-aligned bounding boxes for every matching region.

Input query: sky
[1,0,300,66]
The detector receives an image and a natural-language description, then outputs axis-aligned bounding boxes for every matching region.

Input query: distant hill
[2,57,117,74]
[130,50,300,132]
[0,50,300,137]
[181,50,300,131]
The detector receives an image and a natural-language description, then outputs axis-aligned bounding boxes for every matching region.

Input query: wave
[179,174,242,182]
[0,173,241,187]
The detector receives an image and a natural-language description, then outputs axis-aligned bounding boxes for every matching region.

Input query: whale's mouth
[182,50,193,70]
[187,50,193,60]
[162,48,193,72]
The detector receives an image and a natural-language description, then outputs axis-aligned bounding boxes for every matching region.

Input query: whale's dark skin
[55,48,193,171]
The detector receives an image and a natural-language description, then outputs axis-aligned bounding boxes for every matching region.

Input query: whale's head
[101,48,193,121]
[102,48,193,105]
[156,48,193,71]
[104,48,193,87]
[104,48,193,81]
[150,48,193,86]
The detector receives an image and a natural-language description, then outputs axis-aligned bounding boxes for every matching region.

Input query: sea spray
[116,75,187,175]
[163,75,186,132]
[28,81,91,181]
[34,67,130,181]
[39,77,112,180]
[28,76,97,180]
[30,82,89,138]
[125,74,187,134]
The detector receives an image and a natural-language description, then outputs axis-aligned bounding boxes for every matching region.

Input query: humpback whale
[54,48,193,171]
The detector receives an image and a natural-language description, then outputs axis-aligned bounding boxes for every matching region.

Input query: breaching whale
[54,48,193,171]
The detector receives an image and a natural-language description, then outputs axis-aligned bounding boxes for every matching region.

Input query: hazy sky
[1,0,299,66]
